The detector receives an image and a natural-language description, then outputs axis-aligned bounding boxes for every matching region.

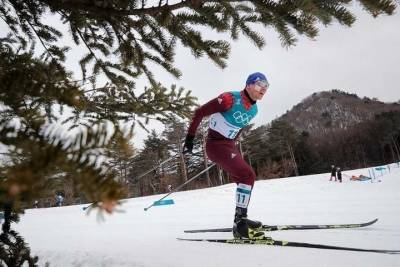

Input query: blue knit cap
[246,72,268,85]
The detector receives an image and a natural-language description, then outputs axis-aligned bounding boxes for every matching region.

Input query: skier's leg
[206,141,264,239]
[232,183,264,239]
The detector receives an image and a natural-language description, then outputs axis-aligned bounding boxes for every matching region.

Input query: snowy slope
[15,165,400,267]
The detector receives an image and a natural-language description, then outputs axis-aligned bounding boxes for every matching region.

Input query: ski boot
[233,207,264,239]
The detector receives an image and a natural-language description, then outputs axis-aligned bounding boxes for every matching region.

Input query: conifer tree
[294,131,320,175]
[106,131,137,185]
[240,124,264,168]
[162,117,188,183]
[267,119,299,176]
[128,130,173,195]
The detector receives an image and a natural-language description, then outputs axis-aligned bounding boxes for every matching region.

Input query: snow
[14,164,400,266]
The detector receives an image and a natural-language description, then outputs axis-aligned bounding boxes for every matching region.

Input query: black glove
[183,135,194,154]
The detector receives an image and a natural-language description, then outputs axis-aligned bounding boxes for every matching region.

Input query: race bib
[209,112,241,139]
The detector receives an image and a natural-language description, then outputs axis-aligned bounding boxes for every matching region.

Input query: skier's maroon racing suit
[183,72,269,239]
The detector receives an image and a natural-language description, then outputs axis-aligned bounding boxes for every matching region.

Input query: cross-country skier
[183,72,269,239]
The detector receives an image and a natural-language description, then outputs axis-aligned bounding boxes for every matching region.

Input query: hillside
[12,163,400,266]
[280,90,400,134]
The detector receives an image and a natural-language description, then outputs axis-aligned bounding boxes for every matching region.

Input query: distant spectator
[55,194,64,207]
[329,165,337,181]
[33,200,39,208]
[337,167,342,183]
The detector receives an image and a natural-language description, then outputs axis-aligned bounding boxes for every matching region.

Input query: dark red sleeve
[187,92,234,137]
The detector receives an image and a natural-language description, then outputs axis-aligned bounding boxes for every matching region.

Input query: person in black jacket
[329,165,337,181]
[337,167,342,183]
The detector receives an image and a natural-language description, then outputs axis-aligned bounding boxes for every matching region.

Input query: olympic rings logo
[233,111,252,125]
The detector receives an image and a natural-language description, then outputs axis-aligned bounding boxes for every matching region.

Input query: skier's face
[247,80,268,100]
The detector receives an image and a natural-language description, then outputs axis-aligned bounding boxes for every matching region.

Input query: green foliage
[128,130,169,196]
[331,89,359,98]
[241,121,300,177]
[372,111,400,161]
[162,116,187,153]
[295,131,320,175]
[0,203,38,266]
[1,0,396,84]
[128,116,212,195]
[0,1,200,215]
[0,230,39,266]
[266,119,298,160]
[307,110,400,171]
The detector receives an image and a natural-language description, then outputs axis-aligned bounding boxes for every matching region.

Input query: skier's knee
[241,169,256,186]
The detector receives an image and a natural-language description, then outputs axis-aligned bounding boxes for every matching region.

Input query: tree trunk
[150,181,156,194]
[391,135,400,162]
[287,143,299,176]
[202,134,211,187]
[179,141,188,183]
[360,144,368,168]
[238,139,243,155]
[218,166,224,185]
[389,141,396,163]
[248,155,253,170]
[280,153,286,177]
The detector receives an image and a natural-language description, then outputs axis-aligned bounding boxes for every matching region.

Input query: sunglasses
[254,80,269,91]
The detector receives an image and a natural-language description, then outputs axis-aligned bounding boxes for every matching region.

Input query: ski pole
[83,151,196,211]
[133,149,208,184]
[82,157,178,211]
[82,152,196,211]
[131,150,197,182]
[144,163,216,211]
[130,152,187,183]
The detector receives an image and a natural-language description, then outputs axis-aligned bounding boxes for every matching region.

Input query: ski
[184,218,378,233]
[177,236,400,254]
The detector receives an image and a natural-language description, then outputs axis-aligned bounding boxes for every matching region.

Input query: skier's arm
[187,92,234,137]
[184,93,233,152]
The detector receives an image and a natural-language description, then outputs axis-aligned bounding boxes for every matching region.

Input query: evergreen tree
[374,111,400,162]
[0,200,38,266]
[0,229,39,267]
[129,130,169,196]
[162,117,189,184]
[267,119,299,176]
[187,119,213,188]
[305,111,400,174]
[295,131,320,175]
[106,131,136,185]
[240,124,267,174]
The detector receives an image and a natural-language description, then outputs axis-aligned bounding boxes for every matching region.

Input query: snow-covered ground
[14,164,400,266]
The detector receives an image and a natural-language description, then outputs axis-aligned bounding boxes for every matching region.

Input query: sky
[1,2,400,150]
